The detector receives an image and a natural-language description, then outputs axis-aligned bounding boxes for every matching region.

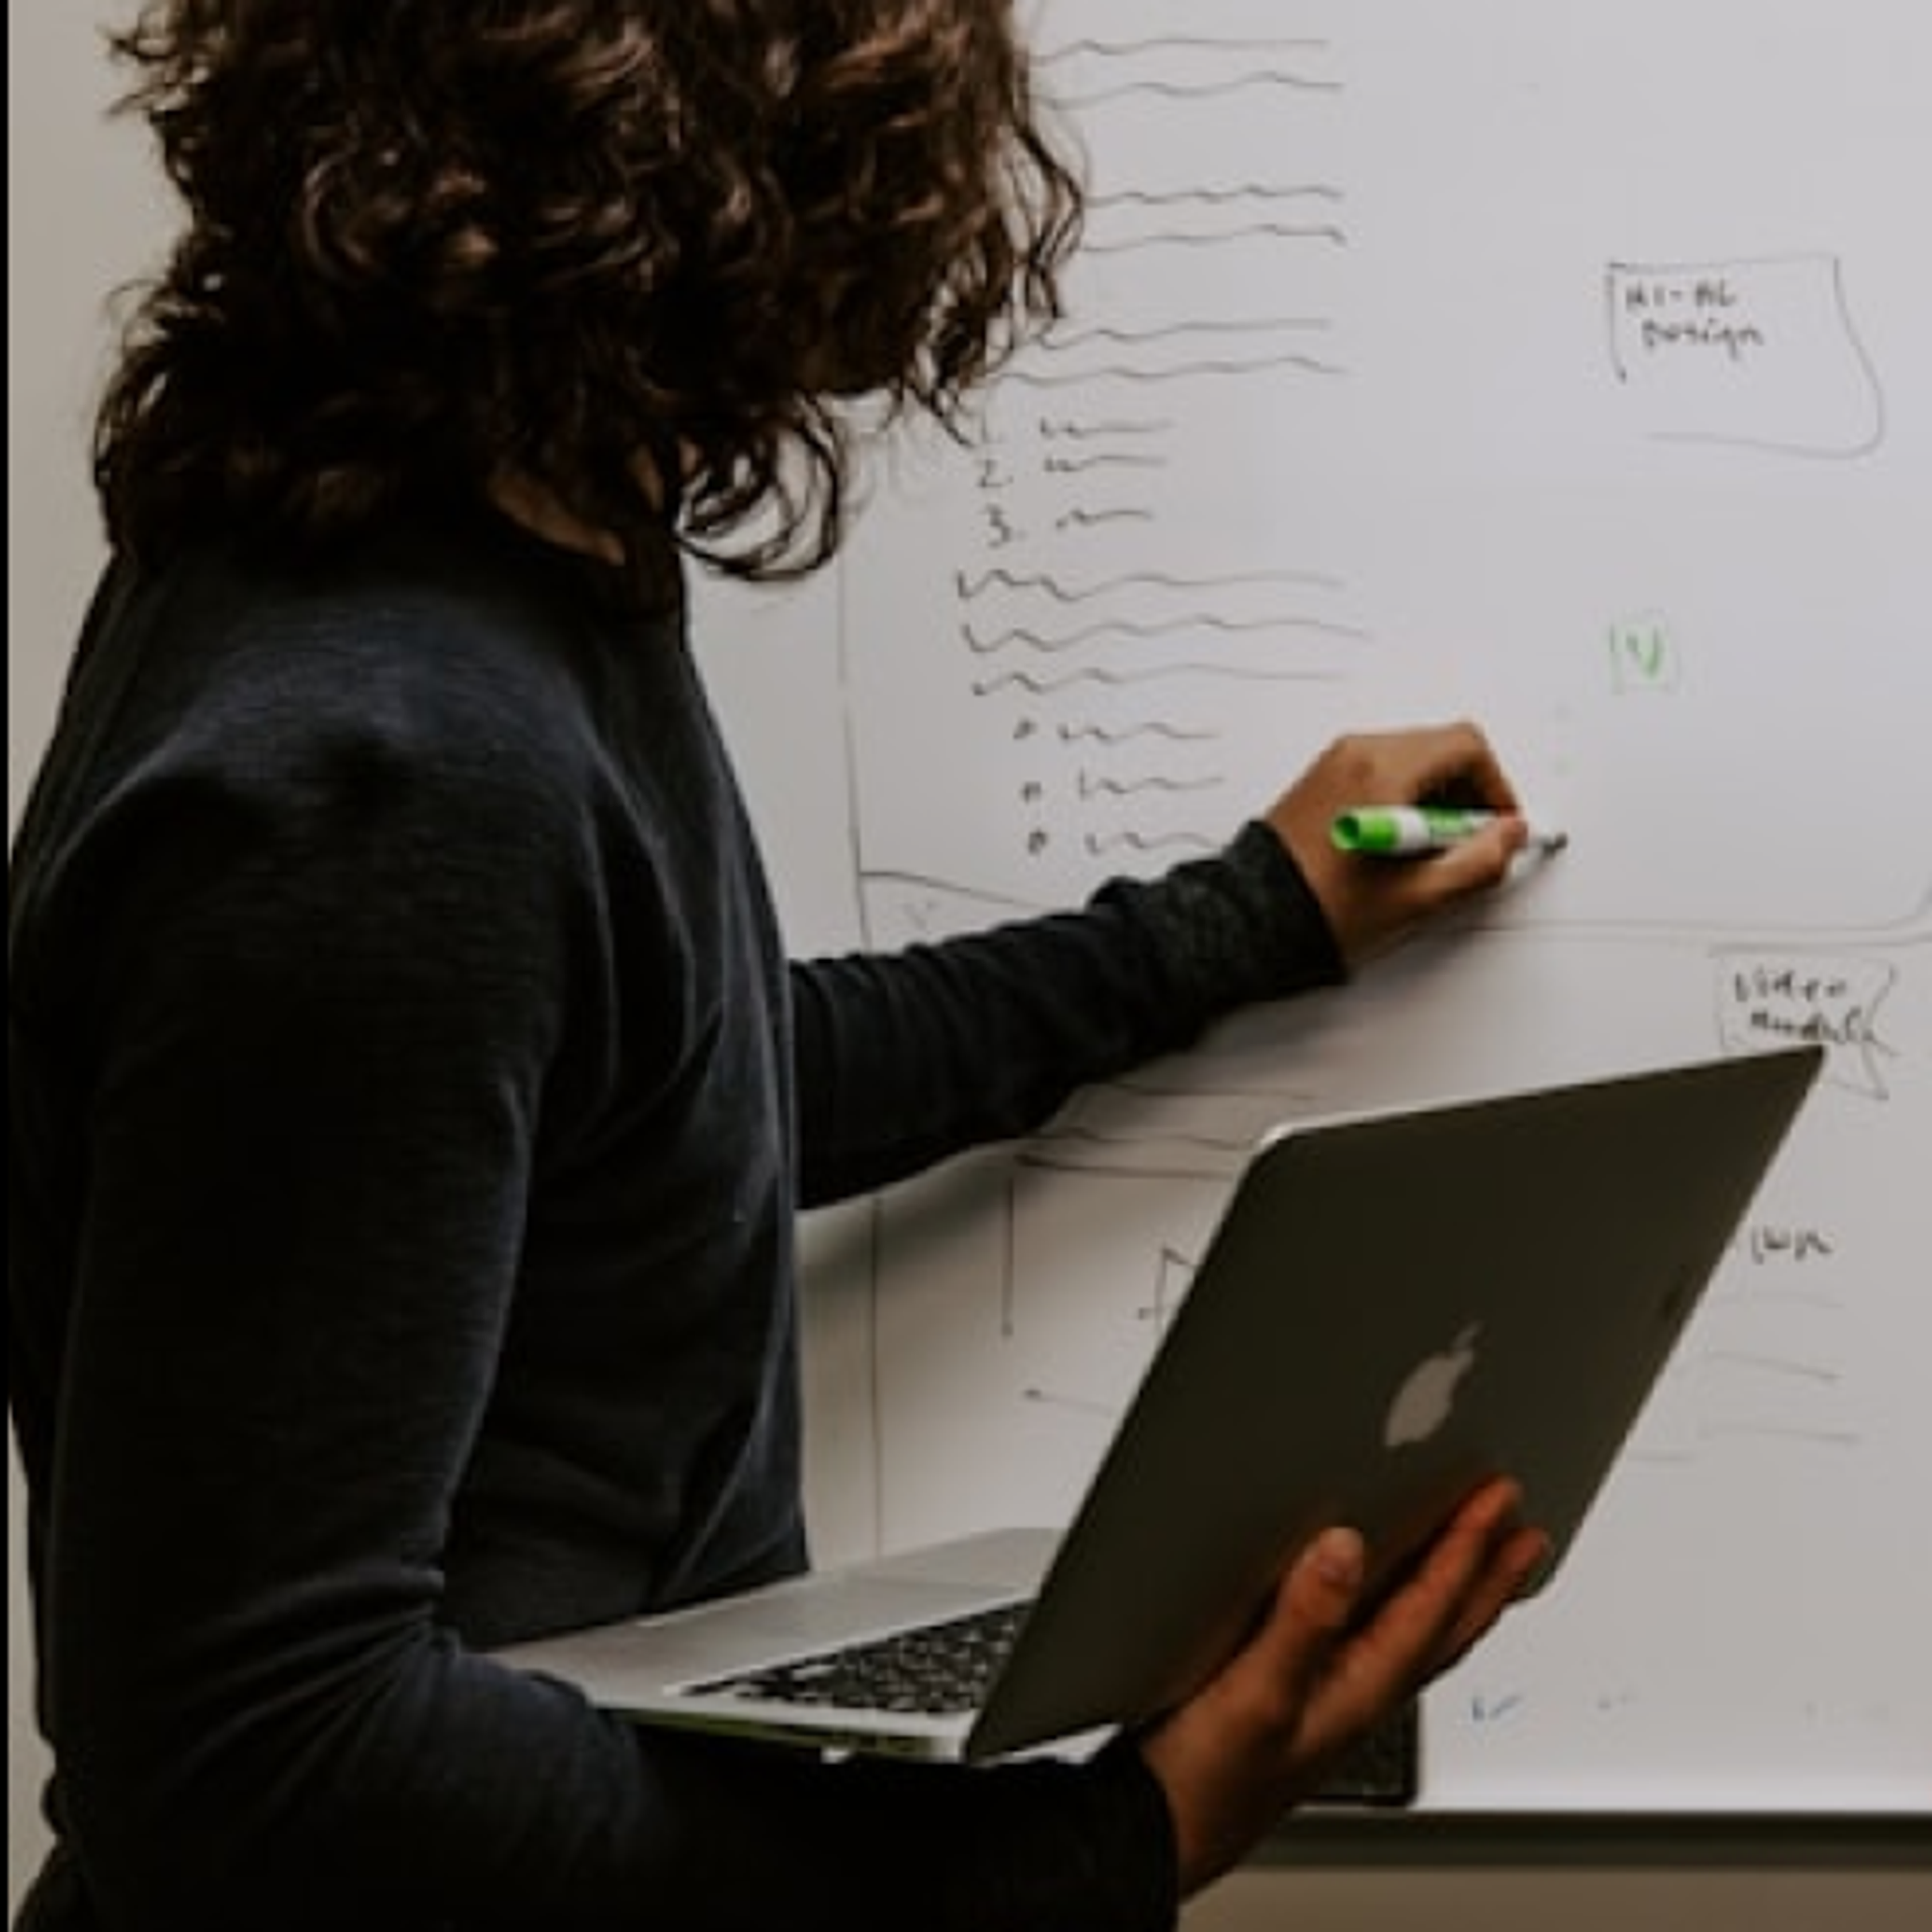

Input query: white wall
[8,7,1925,1923]
[9,7,162,1907]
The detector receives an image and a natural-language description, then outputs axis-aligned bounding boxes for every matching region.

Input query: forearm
[50,1620,1175,1931]
[791,822,1342,1205]
[46,1078,1174,1930]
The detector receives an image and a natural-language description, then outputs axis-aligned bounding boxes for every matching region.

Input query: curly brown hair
[94,1,1084,589]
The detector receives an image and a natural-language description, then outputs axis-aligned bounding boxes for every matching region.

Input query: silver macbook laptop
[492,1043,1823,1765]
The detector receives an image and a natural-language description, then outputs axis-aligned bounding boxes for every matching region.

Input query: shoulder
[73,521,677,856]
[13,524,688,1011]
[197,527,622,789]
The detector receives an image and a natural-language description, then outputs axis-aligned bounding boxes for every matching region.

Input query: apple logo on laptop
[1384,1322,1482,1448]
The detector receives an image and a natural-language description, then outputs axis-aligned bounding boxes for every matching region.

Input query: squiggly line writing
[1001,353,1348,388]
[1057,75,1343,112]
[961,614,1362,654]
[954,566,1343,602]
[1087,184,1345,214]
[1077,772,1224,799]
[1055,506,1157,529]
[1042,452,1167,474]
[974,664,1344,696]
[1041,318,1332,354]
[1038,415,1172,439]
[1085,829,1221,857]
[1079,222,1349,255]
[1057,721,1218,746]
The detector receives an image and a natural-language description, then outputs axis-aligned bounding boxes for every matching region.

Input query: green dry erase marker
[1330,805,1568,856]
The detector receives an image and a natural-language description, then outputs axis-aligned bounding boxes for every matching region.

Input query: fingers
[1409,719,1521,816]
[1310,719,1520,820]
[1263,720,1533,969]
[1327,1479,1550,1716]
[1134,1528,1371,1891]
[1429,1515,1552,1676]
[1137,1485,1546,1895]
[1216,1481,1539,1745]
[1235,1526,1367,1719]
[1410,813,1528,894]
[1243,1481,1540,1776]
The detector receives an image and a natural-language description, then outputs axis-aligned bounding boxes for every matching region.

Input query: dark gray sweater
[8,509,1342,1930]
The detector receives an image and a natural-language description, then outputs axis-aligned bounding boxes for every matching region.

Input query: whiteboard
[695,0,1932,1814]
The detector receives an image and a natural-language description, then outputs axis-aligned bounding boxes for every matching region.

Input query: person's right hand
[1135,1476,1548,1895]
[1259,720,1531,971]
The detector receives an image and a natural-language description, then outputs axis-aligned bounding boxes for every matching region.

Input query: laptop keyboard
[1313,1699,1420,1805]
[682,1600,1030,1717]
[678,1601,1420,1802]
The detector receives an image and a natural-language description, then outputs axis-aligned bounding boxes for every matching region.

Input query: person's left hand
[1262,721,1533,970]
[1138,1476,1548,1895]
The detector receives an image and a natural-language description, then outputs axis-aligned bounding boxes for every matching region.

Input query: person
[7,5,1551,1927]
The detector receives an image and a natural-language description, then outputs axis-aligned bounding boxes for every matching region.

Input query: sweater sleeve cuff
[1080,1732,1183,1931]
[1091,819,1345,1026]
[1220,818,1347,992]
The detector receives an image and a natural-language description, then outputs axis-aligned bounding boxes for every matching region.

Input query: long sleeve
[8,539,1186,1931]
[20,815,1180,1930]
[791,821,1344,1206]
